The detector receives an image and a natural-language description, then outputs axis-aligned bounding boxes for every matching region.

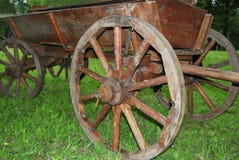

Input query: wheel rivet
[169,100,175,108]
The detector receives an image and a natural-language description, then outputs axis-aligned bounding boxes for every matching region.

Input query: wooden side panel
[6,0,209,50]
[8,14,60,44]
[193,14,213,50]
[155,0,207,49]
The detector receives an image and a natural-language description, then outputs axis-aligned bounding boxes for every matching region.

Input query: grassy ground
[0,64,238,160]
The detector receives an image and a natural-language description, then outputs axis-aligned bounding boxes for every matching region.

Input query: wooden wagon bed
[1,1,238,159]
[6,0,211,52]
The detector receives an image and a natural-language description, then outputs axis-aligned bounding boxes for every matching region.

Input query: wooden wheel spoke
[78,64,105,83]
[125,76,167,92]
[121,39,150,81]
[112,105,122,152]
[1,46,14,63]
[193,81,215,110]
[21,77,32,93]
[0,71,7,77]
[120,103,147,151]
[16,78,21,96]
[49,66,64,77]
[125,96,167,126]
[80,92,98,102]
[156,90,171,109]
[0,59,10,66]
[90,37,112,77]
[4,77,14,89]
[92,104,111,130]
[187,84,193,115]
[13,44,20,63]
[21,51,28,65]
[114,26,123,75]
[197,77,230,92]
[194,39,216,65]
[22,72,38,83]
[207,60,230,69]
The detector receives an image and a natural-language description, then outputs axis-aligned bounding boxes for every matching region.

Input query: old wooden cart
[1,0,239,159]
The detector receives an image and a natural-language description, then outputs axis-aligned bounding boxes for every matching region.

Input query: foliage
[28,0,101,7]
[0,0,15,37]
[198,0,239,49]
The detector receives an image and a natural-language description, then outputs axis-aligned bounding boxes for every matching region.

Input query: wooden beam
[193,13,213,50]
[48,12,67,46]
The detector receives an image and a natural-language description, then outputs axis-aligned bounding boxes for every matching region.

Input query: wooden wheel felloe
[186,29,239,121]
[70,16,185,159]
[0,38,44,98]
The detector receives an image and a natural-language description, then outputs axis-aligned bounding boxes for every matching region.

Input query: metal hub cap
[97,78,125,105]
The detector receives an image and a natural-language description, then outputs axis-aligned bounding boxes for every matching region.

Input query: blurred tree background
[0,0,239,49]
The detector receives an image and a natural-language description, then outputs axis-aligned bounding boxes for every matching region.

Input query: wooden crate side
[155,0,207,49]
[193,13,213,50]
[7,14,60,44]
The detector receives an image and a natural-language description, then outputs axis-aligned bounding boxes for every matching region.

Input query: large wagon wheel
[0,38,44,98]
[70,16,185,159]
[186,29,239,121]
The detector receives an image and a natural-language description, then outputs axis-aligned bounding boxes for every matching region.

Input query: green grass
[0,53,239,159]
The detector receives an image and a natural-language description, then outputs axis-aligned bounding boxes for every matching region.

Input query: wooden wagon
[1,0,239,159]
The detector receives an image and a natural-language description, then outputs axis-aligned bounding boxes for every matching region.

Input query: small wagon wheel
[187,29,239,121]
[70,16,185,159]
[0,38,44,98]
[48,57,88,80]
[48,58,72,79]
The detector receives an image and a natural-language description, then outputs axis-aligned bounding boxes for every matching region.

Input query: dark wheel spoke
[197,77,230,92]
[207,60,230,69]
[21,77,32,94]
[13,44,20,63]
[194,39,216,65]
[121,103,147,151]
[187,84,193,115]
[125,96,167,126]
[6,77,14,89]
[22,72,38,83]
[1,46,14,63]
[156,90,171,109]
[0,72,7,77]
[0,59,10,66]
[193,81,215,110]
[21,51,28,65]
[16,78,21,96]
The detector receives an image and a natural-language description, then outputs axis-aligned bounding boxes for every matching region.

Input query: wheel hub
[97,78,125,105]
[6,64,22,78]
